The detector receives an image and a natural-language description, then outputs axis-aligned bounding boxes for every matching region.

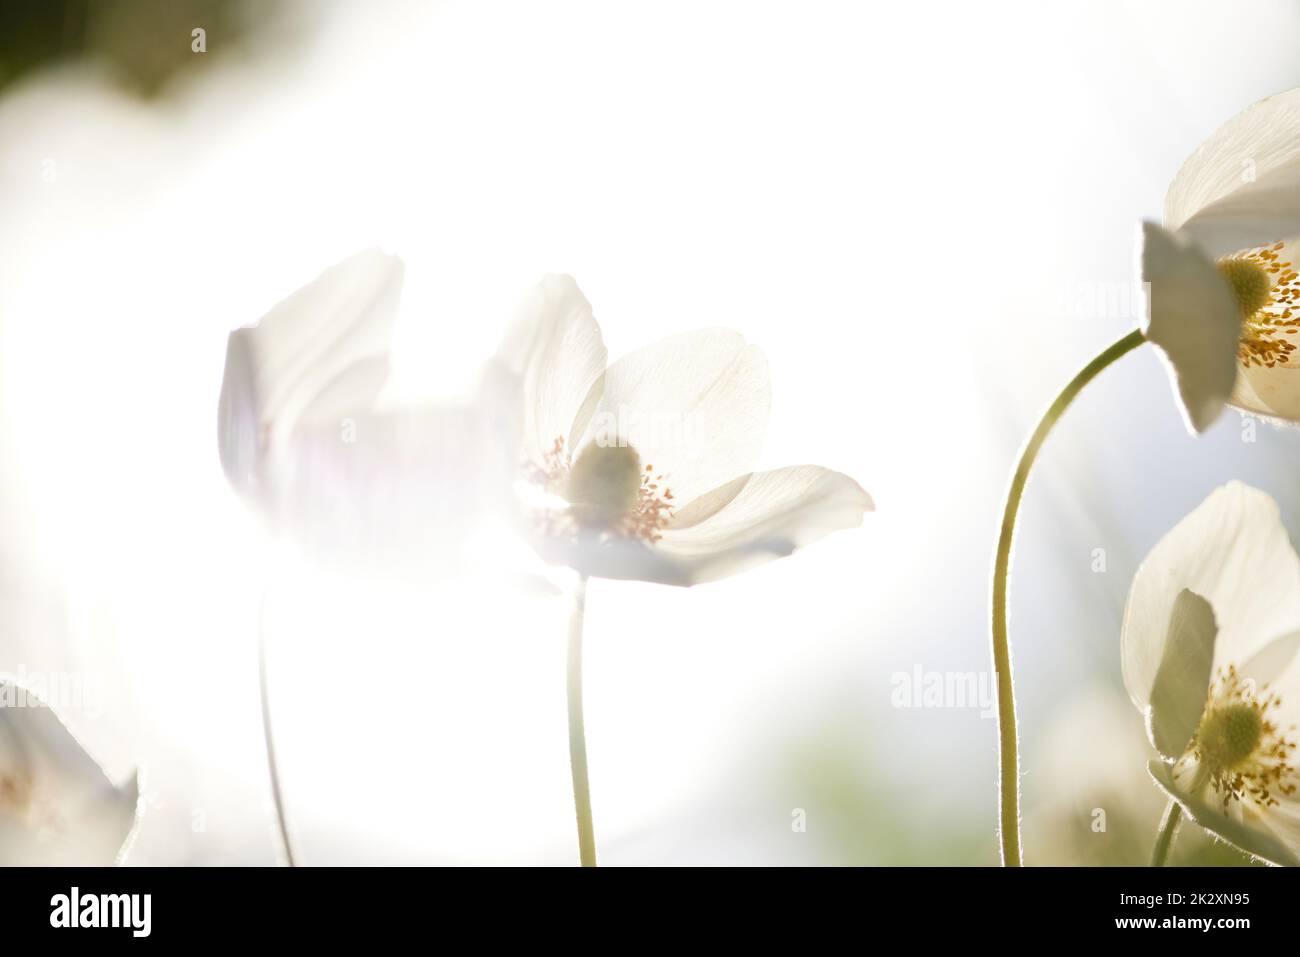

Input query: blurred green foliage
[767,692,1260,867]
[0,0,282,97]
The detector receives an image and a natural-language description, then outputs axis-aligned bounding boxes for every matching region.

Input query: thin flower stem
[259,591,297,867]
[1150,799,1183,867]
[567,574,597,867]
[991,327,1147,866]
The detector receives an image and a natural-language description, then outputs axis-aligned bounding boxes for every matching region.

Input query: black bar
[0,865,1292,943]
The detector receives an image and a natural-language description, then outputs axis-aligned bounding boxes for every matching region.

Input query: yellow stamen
[521,436,675,543]
[0,772,31,814]
[1192,664,1297,811]
[1218,242,1300,369]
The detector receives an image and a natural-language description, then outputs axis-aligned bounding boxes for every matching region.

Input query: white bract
[0,683,138,866]
[1141,89,1300,433]
[1122,483,1300,865]
[498,276,872,586]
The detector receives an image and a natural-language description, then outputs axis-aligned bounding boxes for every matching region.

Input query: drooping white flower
[1141,89,1300,432]
[497,275,871,586]
[217,249,509,572]
[1121,482,1300,865]
[0,682,138,866]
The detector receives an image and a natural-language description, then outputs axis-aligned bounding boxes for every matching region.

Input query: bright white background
[3,0,1300,864]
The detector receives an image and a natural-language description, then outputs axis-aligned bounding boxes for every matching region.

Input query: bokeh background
[2,0,1299,865]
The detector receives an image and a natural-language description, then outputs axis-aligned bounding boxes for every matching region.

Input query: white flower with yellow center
[1122,482,1300,865]
[0,683,138,866]
[1142,88,1300,431]
[493,275,871,866]
[499,275,873,586]
[991,90,1300,868]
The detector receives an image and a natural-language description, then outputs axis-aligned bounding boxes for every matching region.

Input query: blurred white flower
[1122,482,1300,865]
[0,682,138,866]
[217,249,509,573]
[1023,687,1169,866]
[218,248,403,502]
[1141,88,1300,432]
[498,275,872,586]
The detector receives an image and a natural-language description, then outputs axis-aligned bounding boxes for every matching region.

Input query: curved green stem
[1150,799,1183,867]
[991,328,1146,866]
[567,574,597,867]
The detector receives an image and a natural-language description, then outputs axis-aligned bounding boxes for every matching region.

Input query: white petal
[1121,482,1300,714]
[218,249,405,500]
[273,401,512,575]
[572,330,770,507]
[1148,760,1299,866]
[1168,88,1300,259]
[1230,364,1300,423]
[497,275,607,467]
[1241,629,1300,689]
[1139,222,1241,434]
[1146,590,1217,762]
[1250,799,1300,865]
[0,683,138,866]
[545,465,870,586]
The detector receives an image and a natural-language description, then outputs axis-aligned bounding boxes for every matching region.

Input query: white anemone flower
[1122,482,1300,866]
[494,274,870,867]
[0,683,138,866]
[1141,88,1300,432]
[218,249,506,572]
[217,250,522,864]
[499,275,872,586]
[218,248,404,513]
[990,91,1300,867]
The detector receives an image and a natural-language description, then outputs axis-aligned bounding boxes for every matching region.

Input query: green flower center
[1198,702,1264,771]
[565,441,642,526]
[1218,257,1273,318]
